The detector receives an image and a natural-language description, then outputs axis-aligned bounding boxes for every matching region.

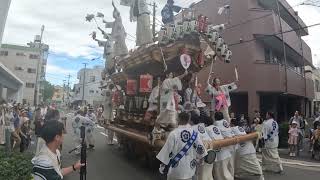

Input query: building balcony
[254,60,314,99]
[257,0,308,36]
[250,10,312,67]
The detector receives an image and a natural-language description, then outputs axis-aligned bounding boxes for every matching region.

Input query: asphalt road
[60,115,320,180]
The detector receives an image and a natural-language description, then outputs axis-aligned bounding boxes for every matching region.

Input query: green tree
[43,80,54,101]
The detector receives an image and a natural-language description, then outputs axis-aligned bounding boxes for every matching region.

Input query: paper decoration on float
[140,74,153,93]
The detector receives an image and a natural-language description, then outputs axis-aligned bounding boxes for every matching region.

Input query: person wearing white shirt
[83,109,96,149]
[206,112,233,180]
[157,112,207,180]
[32,121,85,180]
[191,121,214,180]
[230,119,264,180]
[156,72,187,128]
[261,111,283,173]
[214,112,236,178]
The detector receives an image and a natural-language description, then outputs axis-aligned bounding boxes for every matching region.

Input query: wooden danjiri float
[102,10,258,166]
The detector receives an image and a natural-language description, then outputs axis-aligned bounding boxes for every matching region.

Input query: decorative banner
[126,80,137,95]
[140,74,153,93]
[180,53,191,70]
[235,66,239,81]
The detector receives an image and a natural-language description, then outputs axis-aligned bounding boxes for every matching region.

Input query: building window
[96,90,99,93]
[0,51,8,56]
[89,90,95,94]
[27,68,36,73]
[22,99,27,104]
[16,52,26,56]
[14,66,24,71]
[29,54,40,59]
[26,83,35,88]
[315,80,320,92]
[90,76,96,82]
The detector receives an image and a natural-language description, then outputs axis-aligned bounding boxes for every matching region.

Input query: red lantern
[140,74,153,93]
[126,80,137,95]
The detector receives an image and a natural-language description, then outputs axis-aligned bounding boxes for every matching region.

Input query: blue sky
[2,0,320,88]
[45,51,104,86]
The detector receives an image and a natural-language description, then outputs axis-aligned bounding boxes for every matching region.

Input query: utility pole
[152,1,156,39]
[276,0,288,93]
[34,25,45,106]
[146,2,157,40]
[295,11,308,117]
[66,74,71,106]
[82,63,88,105]
[62,80,66,103]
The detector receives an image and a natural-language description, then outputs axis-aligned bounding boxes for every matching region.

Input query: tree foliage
[0,150,33,180]
[43,80,55,101]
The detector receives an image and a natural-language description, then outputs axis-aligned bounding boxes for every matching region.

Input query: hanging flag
[120,0,132,6]
[235,66,239,81]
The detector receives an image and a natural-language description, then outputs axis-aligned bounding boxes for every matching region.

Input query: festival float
[85,1,258,166]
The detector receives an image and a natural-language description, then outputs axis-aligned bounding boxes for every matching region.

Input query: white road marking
[257,155,320,171]
[99,132,118,142]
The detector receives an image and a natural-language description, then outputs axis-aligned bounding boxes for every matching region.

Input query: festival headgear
[292,121,298,125]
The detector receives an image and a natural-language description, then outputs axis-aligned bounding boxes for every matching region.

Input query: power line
[228,22,320,47]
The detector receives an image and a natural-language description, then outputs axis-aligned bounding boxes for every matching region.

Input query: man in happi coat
[156,72,187,129]
[101,83,115,145]
[71,111,84,154]
[190,117,214,180]
[261,111,283,173]
[230,119,264,180]
[184,74,210,126]
[82,110,95,149]
[157,112,207,180]
[206,75,237,122]
[205,112,233,180]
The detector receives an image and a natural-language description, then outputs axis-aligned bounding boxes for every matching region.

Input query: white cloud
[46,64,77,75]
[3,0,320,66]
[287,0,320,67]
[3,0,138,58]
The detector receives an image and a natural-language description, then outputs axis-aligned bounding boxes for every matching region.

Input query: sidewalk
[277,138,320,163]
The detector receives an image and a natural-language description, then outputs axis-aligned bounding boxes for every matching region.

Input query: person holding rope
[157,112,207,180]
[230,118,264,180]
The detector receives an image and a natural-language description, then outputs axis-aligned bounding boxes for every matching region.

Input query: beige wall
[0,46,40,105]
